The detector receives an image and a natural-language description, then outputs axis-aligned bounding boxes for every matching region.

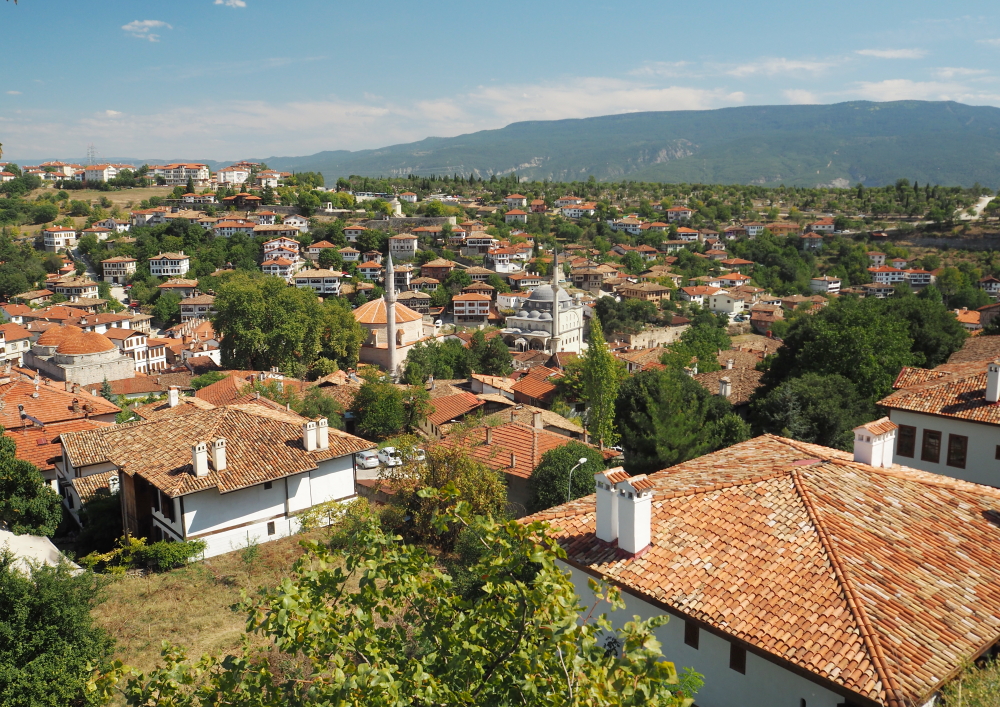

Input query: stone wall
[621,324,691,348]
[363,216,457,233]
[24,352,136,385]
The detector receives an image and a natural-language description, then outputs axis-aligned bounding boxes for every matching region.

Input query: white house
[708,291,750,321]
[503,194,528,208]
[868,266,905,285]
[97,218,130,233]
[262,257,303,283]
[388,233,418,260]
[809,275,841,295]
[215,166,250,185]
[504,209,529,225]
[664,206,693,222]
[808,217,836,233]
[292,269,344,296]
[43,226,77,252]
[213,220,256,238]
[149,252,191,277]
[104,328,168,373]
[526,432,1000,707]
[283,214,310,233]
[180,294,216,322]
[58,404,374,559]
[150,163,211,186]
[399,191,418,203]
[676,285,722,306]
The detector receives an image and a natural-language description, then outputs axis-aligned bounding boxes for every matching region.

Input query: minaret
[384,253,398,377]
[549,249,561,355]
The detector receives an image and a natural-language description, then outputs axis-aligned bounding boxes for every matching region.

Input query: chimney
[726,358,734,370]
[168,386,179,408]
[719,376,732,398]
[210,437,227,471]
[852,418,897,468]
[594,468,625,543]
[510,452,516,468]
[192,441,209,477]
[988,360,1000,403]
[302,420,318,452]
[532,410,543,429]
[616,474,653,555]
[316,418,329,450]
[486,427,493,445]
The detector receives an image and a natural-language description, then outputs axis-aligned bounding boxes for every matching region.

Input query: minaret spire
[385,253,398,377]
[549,248,561,355]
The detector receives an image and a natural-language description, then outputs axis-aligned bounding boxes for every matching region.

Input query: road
[960,195,995,221]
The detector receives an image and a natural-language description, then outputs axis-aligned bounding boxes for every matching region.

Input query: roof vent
[852,418,897,468]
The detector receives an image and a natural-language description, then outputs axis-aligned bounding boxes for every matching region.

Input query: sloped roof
[523,434,1000,707]
[946,335,1000,364]
[60,404,373,497]
[0,378,120,429]
[439,422,591,480]
[426,391,484,426]
[6,419,111,472]
[693,366,764,405]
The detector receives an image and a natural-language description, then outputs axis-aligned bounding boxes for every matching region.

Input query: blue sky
[3,0,1000,161]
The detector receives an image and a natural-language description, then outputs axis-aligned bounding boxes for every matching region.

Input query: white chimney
[192,441,209,477]
[594,468,628,543]
[316,418,329,450]
[168,386,180,408]
[852,418,897,468]
[726,358,734,370]
[616,475,653,555]
[532,410,543,429]
[719,376,732,398]
[988,361,1000,403]
[210,437,227,471]
[303,420,318,452]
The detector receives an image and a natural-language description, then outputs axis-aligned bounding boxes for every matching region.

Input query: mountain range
[21,101,1000,188]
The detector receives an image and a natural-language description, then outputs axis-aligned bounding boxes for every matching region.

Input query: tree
[468,330,514,376]
[660,313,730,372]
[0,432,62,536]
[883,292,967,367]
[297,191,321,215]
[190,370,226,389]
[350,374,405,439]
[317,247,340,269]
[76,232,99,256]
[94,499,699,707]
[0,554,114,707]
[581,318,625,448]
[615,369,732,475]
[750,373,869,450]
[318,297,364,370]
[621,251,645,275]
[152,291,181,325]
[528,442,608,514]
[400,385,432,433]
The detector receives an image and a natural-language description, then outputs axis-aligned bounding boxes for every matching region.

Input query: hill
[255,101,1000,187]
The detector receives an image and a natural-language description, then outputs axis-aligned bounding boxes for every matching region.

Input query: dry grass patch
[91,530,328,674]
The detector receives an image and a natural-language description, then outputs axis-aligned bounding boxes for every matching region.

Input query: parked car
[378,447,403,467]
[355,450,379,469]
[407,448,426,462]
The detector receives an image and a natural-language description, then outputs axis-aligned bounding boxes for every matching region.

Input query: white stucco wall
[561,562,847,707]
[888,410,1000,487]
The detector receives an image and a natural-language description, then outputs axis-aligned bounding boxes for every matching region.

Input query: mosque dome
[36,325,83,347]
[56,331,116,355]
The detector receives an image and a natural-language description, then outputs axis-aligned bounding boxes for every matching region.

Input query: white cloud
[851,78,1000,104]
[856,48,927,59]
[214,0,246,7]
[977,38,1000,46]
[6,91,20,95]
[933,67,990,79]
[728,57,838,77]
[105,110,122,117]
[783,89,819,104]
[630,61,693,78]
[122,19,172,42]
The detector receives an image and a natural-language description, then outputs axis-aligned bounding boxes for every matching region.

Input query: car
[434,320,443,327]
[355,450,379,469]
[378,447,403,467]
[407,448,426,462]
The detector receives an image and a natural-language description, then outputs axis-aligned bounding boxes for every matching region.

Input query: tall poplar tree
[581,318,625,449]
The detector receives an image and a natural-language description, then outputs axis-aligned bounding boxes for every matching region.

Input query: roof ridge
[791,467,902,707]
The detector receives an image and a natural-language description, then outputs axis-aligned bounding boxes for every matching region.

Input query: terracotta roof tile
[6,419,111,472]
[0,378,120,429]
[427,391,484,426]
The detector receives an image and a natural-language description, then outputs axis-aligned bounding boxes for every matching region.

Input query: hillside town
[4,157,1000,707]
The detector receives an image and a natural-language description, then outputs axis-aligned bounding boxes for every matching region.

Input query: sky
[3,0,1000,162]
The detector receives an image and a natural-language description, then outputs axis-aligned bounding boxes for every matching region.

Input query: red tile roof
[524,434,1000,706]
[426,391,484,426]
[0,377,120,429]
[7,419,112,472]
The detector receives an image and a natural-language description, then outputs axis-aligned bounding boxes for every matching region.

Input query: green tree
[0,432,62,536]
[190,371,226,390]
[94,499,698,707]
[883,292,967,367]
[661,313,730,372]
[621,251,645,275]
[750,373,869,450]
[0,554,114,707]
[615,368,732,475]
[76,232,99,256]
[581,318,625,448]
[401,385,432,433]
[297,191,321,215]
[152,291,181,325]
[318,297,364,370]
[527,442,608,514]
[469,330,514,376]
[350,374,405,439]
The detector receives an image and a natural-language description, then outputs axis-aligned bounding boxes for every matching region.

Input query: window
[729,643,746,674]
[947,434,968,469]
[896,425,916,457]
[267,521,276,536]
[921,430,942,463]
[684,621,699,649]
[263,481,272,490]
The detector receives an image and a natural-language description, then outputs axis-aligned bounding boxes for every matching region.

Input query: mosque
[500,252,586,354]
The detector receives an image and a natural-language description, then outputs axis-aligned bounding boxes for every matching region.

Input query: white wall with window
[888,410,995,487]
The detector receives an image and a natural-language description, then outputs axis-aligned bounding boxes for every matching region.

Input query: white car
[378,447,403,467]
[355,450,379,469]
[407,448,426,462]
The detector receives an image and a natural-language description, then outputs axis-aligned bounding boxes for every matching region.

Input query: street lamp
[567,457,588,503]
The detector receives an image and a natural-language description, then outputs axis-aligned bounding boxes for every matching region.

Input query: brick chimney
[192,441,209,477]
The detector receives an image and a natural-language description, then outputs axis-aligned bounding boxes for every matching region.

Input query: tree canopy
[0,431,62,536]
[528,441,608,514]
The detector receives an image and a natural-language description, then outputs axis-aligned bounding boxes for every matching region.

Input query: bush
[79,536,205,573]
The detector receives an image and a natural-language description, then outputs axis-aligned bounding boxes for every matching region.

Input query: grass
[90,529,330,675]
[940,658,1000,706]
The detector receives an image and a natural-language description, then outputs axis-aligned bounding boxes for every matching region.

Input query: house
[609,217,643,236]
[306,241,338,259]
[722,226,746,240]
[221,193,262,211]
[807,217,836,233]
[704,249,729,261]
[81,226,112,241]
[465,266,493,282]
[867,251,887,267]
[766,222,799,235]
[618,282,671,303]
[358,261,384,281]
[149,252,191,277]
[867,266,905,285]
[525,432,1000,707]
[182,193,218,205]
[676,286,722,306]
[101,256,137,284]
[809,275,841,295]
[664,206,693,222]
[96,217,130,233]
[263,237,301,259]
[254,224,301,240]
[503,194,528,208]
[452,293,492,323]
[396,290,431,314]
[555,196,583,207]
[717,273,752,289]
[561,203,597,219]
[510,366,560,406]
[399,191,418,203]
[410,276,440,292]
[388,233,418,260]
[283,214,309,232]
[506,272,544,290]
[953,308,982,331]
[719,258,754,273]
[749,304,783,335]
[529,199,547,213]
[157,279,200,300]
[57,405,373,558]
[570,268,607,295]
[744,222,766,237]
[693,363,764,412]
[103,328,168,373]
[180,294,216,322]
[421,258,457,281]
[43,226,77,252]
[980,275,1000,298]
[801,232,824,251]
[904,269,934,288]
[860,283,896,299]
[343,226,366,243]
[213,220,256,238]
[337,247,361,262]
[504,209,529,225]
[49,276,99,303]
[292,269,344,296]
[150,163,210,186]
[261,256,303,283]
